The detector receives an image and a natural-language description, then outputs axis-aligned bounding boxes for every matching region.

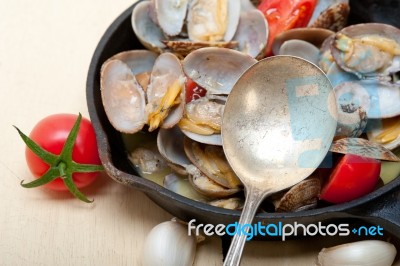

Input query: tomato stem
[58,162,67,179]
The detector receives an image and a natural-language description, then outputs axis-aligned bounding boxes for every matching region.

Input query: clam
[184,137,242,189]
[101,51,186,134]
[272,28,334,56]
[367,116,400,150]
[131,1,166,53]
[278,40,320,65]
[331,23,400,81]
[272,177,321,212]
[308,2,350,32]
[330,137,400,162]
[308,0,349,27]
[164,173,209,202]
[157,126,192,175]
[178,97,224,143]
[232,9,268,58]
[186,164,240,198]
[131,0,268,58]
[154,0,188,36]
[335,103,367,139]
[334,80,400,119]
[129,147,169,174]
[187,0,240,43]
[209,197,244,210]
[101,59,147,133]
[183,47,257,95]
[146,52,185,131]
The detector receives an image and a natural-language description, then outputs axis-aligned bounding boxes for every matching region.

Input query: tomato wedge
[258,0,317,56]
[185,78,207,103]
[320,154,381,204]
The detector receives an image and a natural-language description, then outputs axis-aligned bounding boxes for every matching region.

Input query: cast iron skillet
[86,1,400,240]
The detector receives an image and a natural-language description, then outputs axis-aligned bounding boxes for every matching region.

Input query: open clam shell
[330,137,400,162]
[186,165,241,198]
[183,47,257,94]
[155,0,188,36]
[100,59,147,133]
[157,126,192,175]
[330,23,400,79]
[108,50,158,75]
[232,9,268,58]
[187,0,241,43]
[184,137,242,189]
[147,52,186,129]
[131,1,166,53]
[334,80,400,119]
[272,28,334,56]
[367,116,400,151]
[209,197,244,210]
[278,40,320,65]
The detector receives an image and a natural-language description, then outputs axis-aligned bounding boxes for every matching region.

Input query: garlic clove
[317,240,397,266]
[142,220,196,266]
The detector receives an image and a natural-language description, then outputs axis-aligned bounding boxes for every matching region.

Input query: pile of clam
[100,0,400,211]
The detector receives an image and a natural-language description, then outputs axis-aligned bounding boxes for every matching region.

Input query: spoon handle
[223,186,267,266]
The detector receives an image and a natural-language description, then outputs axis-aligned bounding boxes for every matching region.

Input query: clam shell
[131,1,165,53]
[184,137,242,189]
[186,165,240,198]
[308,3,350,32]
[108,50,158,75]
[330,137,400,162]
[278,40,320,65]
[183,47,257,94]
[308,0,349,26]
[209,197,244,210]
[181,130,222,146]
[187,0,241,42]
[157,127,192,174]
[273,177,321,213]
[330,23,400,78]
[147,52,186,128]
[232,9,268,58]
[164,173,209,202]
[334,80,400,119]
[240,0,256,11]
[272,28,334,56]
[335,104,367,138]
[155,0,188,36]
[367,116,400,151]
[100,59,146,133]
[162,40,238,58]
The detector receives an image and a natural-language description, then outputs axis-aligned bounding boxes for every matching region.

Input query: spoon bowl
[221,56,337,265]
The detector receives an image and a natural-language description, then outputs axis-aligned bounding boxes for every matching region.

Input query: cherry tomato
[185,78,207,103]
[258,0,317,55]
[320,154,381,204]
[24,114,101,192]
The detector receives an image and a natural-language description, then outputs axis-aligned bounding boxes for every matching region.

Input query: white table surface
[1,0,399,265]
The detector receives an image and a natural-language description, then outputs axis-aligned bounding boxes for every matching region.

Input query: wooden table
[1,1,399,265]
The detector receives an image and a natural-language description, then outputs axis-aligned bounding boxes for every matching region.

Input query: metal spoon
[221,56,337,266]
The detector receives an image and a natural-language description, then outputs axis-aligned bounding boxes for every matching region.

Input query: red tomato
[320,154,381,204]
[25,114,101,191]
[258,0,317,55]
[185,78,207,103]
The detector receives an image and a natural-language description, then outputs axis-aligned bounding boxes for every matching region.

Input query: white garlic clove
[143,220,196,266]
[317,240,397,266]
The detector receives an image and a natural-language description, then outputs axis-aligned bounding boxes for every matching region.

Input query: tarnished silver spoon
[222,56,337,265]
